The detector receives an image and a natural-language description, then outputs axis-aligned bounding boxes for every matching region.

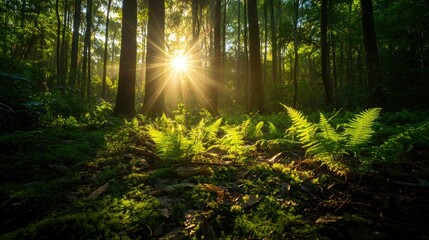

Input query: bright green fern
[283,105,381,175]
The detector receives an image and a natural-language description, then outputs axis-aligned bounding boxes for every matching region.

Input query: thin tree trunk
[331,33,338,102]
[292,0,299,108]
[102,0,112,99]
[69,0,81,87]
[263,0,268,86]
[55,0,61,84]
[243,0,249,106]
[269,0,278,90]
[236,0,242,104]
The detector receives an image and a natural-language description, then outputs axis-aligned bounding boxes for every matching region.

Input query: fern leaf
[318,112,341,142]
[344,108,381,146]
[254,121,264,138]
[283,105,317,145]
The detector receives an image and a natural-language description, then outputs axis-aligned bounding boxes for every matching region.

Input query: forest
[1,0,429,239]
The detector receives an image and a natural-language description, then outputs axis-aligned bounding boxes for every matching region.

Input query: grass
[1,109,429,239]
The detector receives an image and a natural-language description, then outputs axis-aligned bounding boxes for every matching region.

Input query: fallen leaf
[87,182,109,200]
[315,215,343,224]
[175,166,212,177]
[159,208,169,218]
[159,227,186,240]
[238,194,263,209]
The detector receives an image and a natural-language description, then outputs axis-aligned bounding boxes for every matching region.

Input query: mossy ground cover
[1,110,429,239]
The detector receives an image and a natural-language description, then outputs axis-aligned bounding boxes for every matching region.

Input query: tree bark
[321,0,334,105]
[269,0,278,90]
[206,0,222,114]
[142,0,165,117]
[248,0,263,112]
[82,0,92,97]
[293,0,299,108]
[55,0,61,84]
[114,0,137,116]
[69,0,81,87]
[101,0,112,99]
[360,0,384,107]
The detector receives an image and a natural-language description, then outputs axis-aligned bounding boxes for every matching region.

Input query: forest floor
[1,115,429,239]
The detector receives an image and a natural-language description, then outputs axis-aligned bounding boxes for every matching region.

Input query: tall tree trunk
[114,0,137,116]
[269,0,278,90]
[321,0,334,105]
[236,0,242,104]
[331,33,338,102]
[55,0,61,84]
[248,0,263,112]
[263,0,268,85]
[59,0,69,86]
[292,0,299,108]
[86,0,92,102]
[69,0,81,87]
[81,0,92,99]
[207,0,222,114]
[142,0,165,116]
[102,0,112,99]
[360,0,384,107]
[243,0,249,106]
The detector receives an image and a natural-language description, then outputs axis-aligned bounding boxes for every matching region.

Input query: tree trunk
[59,0,69,86]
[248,0,263,112]
[269,0,278,90]
[321,0,334,105]
[207,0,222,114]
[142,0,165,116]
[236,0,242,104]
[101,0,112,99]
[82,0,92,97]
[243,0,249,106]
[292,0,299,108]
[114,0,137,116]
[360,0,384,107]
[55,0,61,84]
[69,0,81,87]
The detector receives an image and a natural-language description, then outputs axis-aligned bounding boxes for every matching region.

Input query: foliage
[284,105,381,175]
[0,73,45,132]
[146,112,223,161]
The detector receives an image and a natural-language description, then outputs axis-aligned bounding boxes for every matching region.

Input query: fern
[253,121,265,138]
[284,105,381,175]
[344,108,381,147]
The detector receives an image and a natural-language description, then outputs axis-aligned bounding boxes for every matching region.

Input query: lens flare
[171,55,188,71]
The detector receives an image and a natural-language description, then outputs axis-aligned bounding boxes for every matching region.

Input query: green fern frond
[344,108,381,146]
[283,105,317,145]
[318,112,341,142]
[254,121,265,138]
[268,121,281,138]
[205,117,223,142]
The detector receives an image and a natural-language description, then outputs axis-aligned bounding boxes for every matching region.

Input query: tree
[206,0,222,114]
[269,0,278,91]
[113,0,137,116]
[321,0,334,105]
[360,0,384,107]
[102,0,113,99]
[142,0,166,117]
[69,0,81,87]
[81,0,92,99]
[292,0,299,108]
[248,0,263,112]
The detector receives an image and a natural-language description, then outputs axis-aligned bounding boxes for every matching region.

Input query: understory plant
[146,113,223,161]
[284,105,381,175]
